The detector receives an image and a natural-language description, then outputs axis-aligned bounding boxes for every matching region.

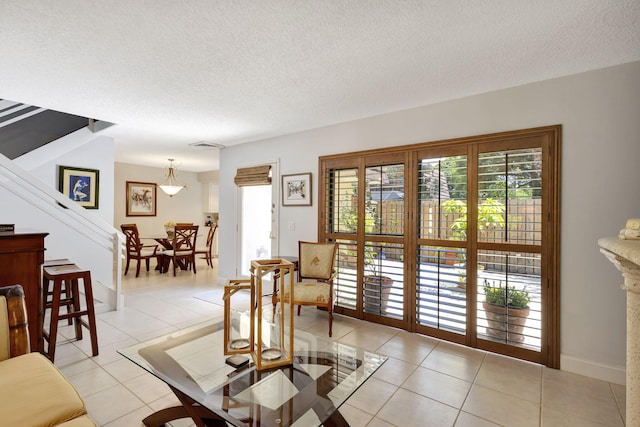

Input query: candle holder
[250,259,295,370]
[223,279,254,355]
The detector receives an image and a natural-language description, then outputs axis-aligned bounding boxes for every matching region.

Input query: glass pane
[335,239,358,310]
[478,148,542,244]
[416,246,467,334]
[327,168,359,234]
[365,164,405,236]
[476,250,542,350]
[240,185,272,276]
[362,241,404,319]
[418,156,467,240]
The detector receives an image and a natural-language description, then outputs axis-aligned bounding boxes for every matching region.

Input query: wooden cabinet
[0,230,48,352]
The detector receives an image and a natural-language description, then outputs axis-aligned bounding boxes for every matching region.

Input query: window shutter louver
[234,165,272,186]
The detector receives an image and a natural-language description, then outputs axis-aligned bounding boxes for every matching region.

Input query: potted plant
[338,187,395,314]
[362,243,394,314]
[482,279,530,342]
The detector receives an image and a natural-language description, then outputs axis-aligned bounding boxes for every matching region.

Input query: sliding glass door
[320,126,560,367]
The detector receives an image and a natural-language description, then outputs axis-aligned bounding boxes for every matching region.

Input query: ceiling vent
[189,141,225,149]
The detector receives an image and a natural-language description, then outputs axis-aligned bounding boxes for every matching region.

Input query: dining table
[141,236,187,274]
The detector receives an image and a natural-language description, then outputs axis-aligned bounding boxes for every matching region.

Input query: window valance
[234,165,272,186]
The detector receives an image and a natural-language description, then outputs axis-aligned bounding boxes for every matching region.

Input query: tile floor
[49,259,626,427]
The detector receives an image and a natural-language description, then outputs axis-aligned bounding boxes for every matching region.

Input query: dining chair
[194,224,218,268]
[120,224,160,277]
[275,241,338,336]
[163,224,199,276]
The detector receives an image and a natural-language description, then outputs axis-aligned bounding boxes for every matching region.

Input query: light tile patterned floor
[49,259,626,426]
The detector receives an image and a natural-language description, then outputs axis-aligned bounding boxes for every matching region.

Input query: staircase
[0,99,123,311]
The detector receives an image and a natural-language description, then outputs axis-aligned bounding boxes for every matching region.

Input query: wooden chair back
[120,223,158,276]
[206,224,218,248]
[173,224,199,253]
[165,224,199,276]
[195,225,217,268]
[298,241,338,282]
[120,223,142,253]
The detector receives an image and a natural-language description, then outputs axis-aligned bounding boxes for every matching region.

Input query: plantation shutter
[234,165,272,186]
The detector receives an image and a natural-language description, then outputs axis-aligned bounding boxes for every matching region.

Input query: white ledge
[599,236,640,266]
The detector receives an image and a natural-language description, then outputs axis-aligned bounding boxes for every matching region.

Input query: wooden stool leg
[41,276,50,352]
[64,280,72,325]
[82,273,99,357]
[45,279,63,361]
[71,278,83,341]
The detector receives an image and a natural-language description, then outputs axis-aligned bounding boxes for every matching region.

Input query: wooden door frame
[319,125,561,368]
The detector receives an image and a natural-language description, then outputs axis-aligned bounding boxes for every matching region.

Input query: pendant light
[158,159,185,197]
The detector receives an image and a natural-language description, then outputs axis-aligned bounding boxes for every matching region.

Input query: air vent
[189,141,225,149]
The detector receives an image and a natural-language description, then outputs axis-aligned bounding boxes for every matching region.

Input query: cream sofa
[0,284,97,426]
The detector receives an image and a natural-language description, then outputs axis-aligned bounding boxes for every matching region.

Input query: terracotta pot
[482,302,530,342]
[363,275,393,314]
[444,251,458,265]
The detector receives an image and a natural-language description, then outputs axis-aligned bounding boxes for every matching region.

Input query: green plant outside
[340,188,385,276]
[441,198,505,240]
[483,279,530,309]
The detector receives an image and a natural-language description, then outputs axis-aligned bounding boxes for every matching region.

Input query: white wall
[219,60,640,382]
[1,130,116,289]
[114,163,206,237]
[198,170,220,213]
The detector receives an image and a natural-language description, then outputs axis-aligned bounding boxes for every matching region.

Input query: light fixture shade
[158,159,185,197]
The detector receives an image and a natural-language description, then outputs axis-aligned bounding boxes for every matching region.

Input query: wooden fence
[371,199,542,273]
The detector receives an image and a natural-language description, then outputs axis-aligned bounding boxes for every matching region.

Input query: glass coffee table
[119,317,387,427]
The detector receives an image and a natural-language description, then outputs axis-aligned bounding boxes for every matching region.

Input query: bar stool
[42,264,99,362]
[42,259,75,326]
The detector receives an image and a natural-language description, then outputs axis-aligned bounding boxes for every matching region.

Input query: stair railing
[0,153,124,310]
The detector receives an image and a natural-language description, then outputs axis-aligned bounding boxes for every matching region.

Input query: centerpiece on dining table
[164,221,176,239]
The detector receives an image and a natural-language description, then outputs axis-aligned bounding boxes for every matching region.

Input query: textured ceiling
[1,1,639,172]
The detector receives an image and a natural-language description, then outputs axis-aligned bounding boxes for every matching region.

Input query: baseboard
[91,281,118,311]
[561,354,626,385]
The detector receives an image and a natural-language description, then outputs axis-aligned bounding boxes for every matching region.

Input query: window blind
[234,165,272,186]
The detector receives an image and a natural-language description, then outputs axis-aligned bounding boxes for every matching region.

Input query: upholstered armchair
[0,284,97,426]
[277,241,338,336]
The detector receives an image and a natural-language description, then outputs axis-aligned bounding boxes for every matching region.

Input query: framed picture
[58,165,100,209]
[126,181,157,217]
[282,173,312,206]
